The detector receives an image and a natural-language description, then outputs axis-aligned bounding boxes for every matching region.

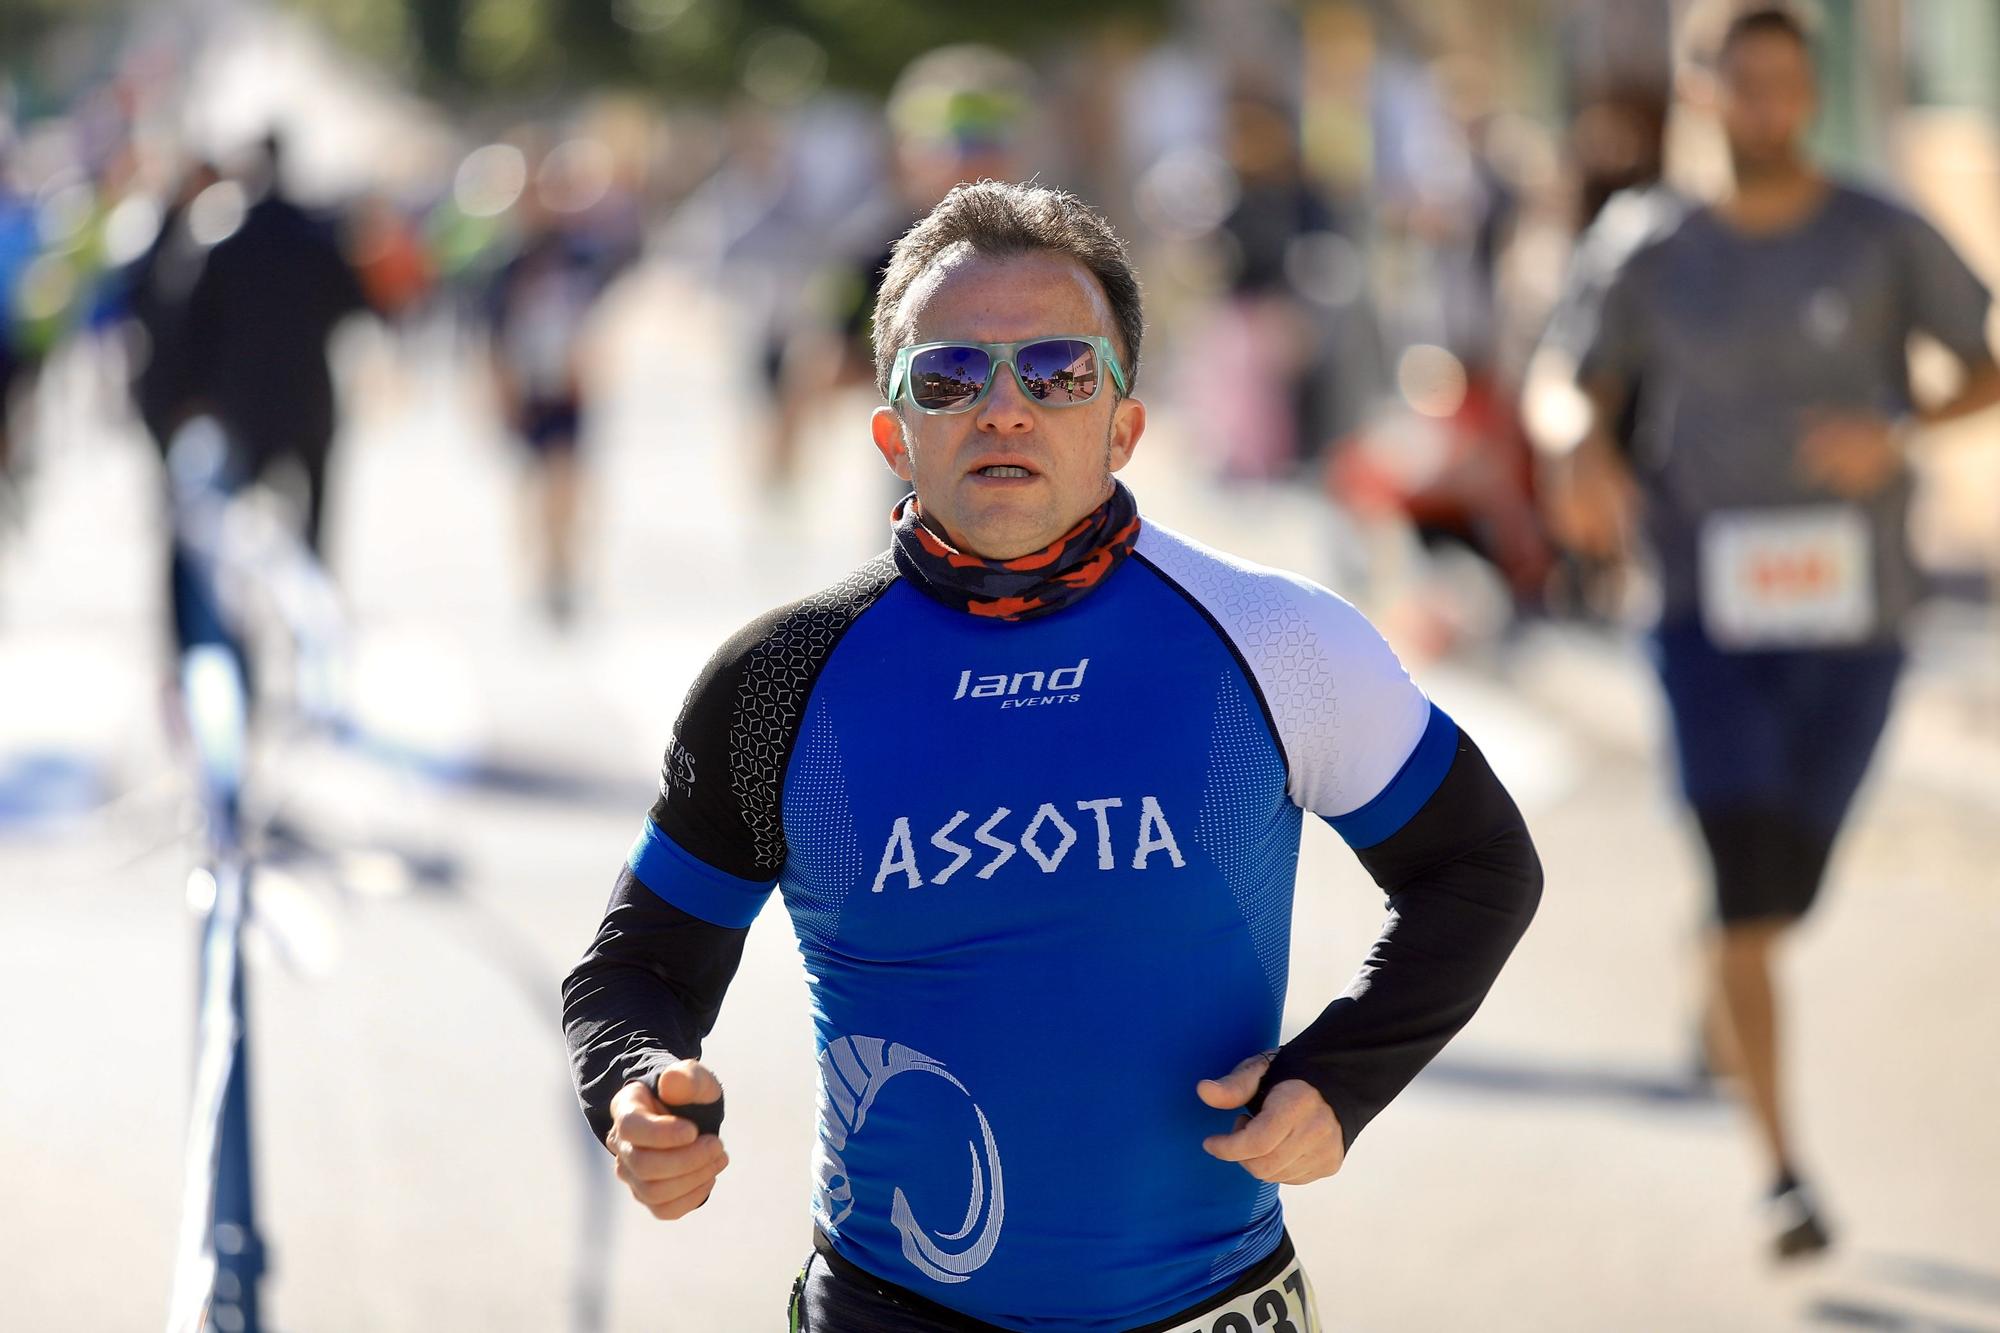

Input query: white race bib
[1698,507,1874,649]
[1165,1255,1320,1333]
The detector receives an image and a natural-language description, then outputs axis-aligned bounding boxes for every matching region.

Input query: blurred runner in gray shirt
[1538,7,2000,1260]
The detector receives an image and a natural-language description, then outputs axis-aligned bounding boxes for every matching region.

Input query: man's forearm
[561,868,749,1144]
[1917,357,2000,428]
[1261,734,1542,1147]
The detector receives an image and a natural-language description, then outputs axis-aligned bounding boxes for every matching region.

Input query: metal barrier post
[167,636,264,1333]
[164,414,350,1333]
[210,935,264,1333]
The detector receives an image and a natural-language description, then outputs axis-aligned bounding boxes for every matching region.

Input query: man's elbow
[559,959,588,1020]
[1507,826,1545,940]
[1444,815,1543,954]
[559,959,616,1041]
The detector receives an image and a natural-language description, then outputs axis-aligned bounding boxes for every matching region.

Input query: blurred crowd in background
[1,0,1993,650]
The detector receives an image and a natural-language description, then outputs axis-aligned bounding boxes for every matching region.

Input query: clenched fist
[606,1059,729,1221]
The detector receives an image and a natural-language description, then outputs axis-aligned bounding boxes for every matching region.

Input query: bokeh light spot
[1397,344,1468,419]
[454,143,528,219]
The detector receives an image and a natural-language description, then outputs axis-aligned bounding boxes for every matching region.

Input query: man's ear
[871,405,914,481]
[1107,395,1146,473]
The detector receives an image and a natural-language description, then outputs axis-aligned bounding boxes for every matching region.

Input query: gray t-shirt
[1569,182,1992,640]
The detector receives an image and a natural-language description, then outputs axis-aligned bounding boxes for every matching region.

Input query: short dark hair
[872,180,1144,399]
[1719,7,1812,63]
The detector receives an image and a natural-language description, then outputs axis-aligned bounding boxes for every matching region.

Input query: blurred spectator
[1538,7,2000,1260]
[484,139,631,626]
[0,151,37,494]
[1313,38,1555,619]
[180,132,371,556]
[1557,0,1674,227]
[1184,89,1346,480]
[347,190,435,326]
[759,44,1034,499]
[1324,355,1554,614]
[122,158,220,452]
[1372,48,1515,372]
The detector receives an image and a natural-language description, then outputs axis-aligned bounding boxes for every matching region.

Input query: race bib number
[1166,1257,1320,1333]
[1698,507,1874,649]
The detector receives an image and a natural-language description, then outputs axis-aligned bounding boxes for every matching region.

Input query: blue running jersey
[615,521,1457,1329]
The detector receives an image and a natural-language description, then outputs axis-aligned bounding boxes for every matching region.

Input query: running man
[1539,7,2000,1258]
[564,180,1542,1330]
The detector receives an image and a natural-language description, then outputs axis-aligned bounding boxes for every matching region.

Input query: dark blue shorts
[519,396,581,453]
[1650,622,1901,921]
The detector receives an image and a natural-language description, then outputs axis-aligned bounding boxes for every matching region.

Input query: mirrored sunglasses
[890,335,1128,414]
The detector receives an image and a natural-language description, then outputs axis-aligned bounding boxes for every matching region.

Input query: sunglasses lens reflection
[906,341,1104,411]
[1014,339,1100,404]
[909,345,992,411]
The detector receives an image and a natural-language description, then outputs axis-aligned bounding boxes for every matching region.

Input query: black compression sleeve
[561,867,750,1145]
[1258,730,1541,1148]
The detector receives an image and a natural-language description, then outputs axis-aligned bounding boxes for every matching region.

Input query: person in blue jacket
[563,179,1542,1332]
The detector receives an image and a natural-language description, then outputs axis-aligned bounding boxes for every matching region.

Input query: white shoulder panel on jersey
[1135,520,1431,818]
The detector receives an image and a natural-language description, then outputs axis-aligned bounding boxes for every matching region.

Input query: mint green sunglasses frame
[887,334,1130,414]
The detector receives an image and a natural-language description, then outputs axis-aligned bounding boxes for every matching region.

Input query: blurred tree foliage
[0,0,85,55]
[2,0,126,116]
[289,0,1172,99]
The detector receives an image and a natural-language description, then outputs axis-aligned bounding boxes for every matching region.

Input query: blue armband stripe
[1324,705,1459,850]
[627,819,774,928]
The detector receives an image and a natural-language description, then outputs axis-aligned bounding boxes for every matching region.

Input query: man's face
[871,249,1146,560]
[1718,31,1817,175]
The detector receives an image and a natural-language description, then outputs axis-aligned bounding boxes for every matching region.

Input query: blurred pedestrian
[758,45,1033,500]
[0,149,43,504]
[181,133,371,557]
[484,144,627,626]
[564,180,1540,1328]
[1541,7,2000,1258]
[347,190,435,328]
[1187,89,1344,480]
[122,159,220,452]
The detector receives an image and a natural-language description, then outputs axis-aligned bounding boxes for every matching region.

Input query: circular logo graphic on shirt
[1802,288,1851,346]
[814,1035,1005,1284]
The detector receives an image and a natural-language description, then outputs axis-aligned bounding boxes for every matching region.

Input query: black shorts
[1691,808,1841,924]
[519,396,582,454]
[1652,621,1902,923]
[788,1228,1314,1333]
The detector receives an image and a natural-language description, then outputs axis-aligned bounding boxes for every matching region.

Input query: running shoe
[1769,1181,1832,1260]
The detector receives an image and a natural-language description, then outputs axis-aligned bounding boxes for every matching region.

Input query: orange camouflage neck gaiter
[890,481,1141,622]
